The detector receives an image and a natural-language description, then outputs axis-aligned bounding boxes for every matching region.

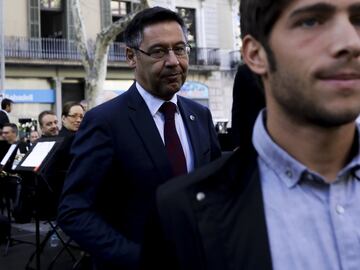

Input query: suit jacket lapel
[127,84,172,182]
[177,97,207,169]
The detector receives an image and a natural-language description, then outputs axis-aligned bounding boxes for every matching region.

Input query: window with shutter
[29,0,41,38]
[100,0,112,29]
[65,0,75,40]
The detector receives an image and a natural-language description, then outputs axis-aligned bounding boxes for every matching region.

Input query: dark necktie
[159,102,187,177]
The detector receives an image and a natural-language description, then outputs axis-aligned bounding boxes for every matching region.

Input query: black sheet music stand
[15,137,64,270]
[0,143,33,255]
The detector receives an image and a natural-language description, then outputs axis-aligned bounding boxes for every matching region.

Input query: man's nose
[165,50,180,66]
[330,18,360,59]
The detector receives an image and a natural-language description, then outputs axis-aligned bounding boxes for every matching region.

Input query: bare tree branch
[71,0,150,108]
[70,0,92,74]
[95,0,149,63]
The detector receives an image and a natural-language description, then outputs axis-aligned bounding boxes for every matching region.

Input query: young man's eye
[298,17,320,28]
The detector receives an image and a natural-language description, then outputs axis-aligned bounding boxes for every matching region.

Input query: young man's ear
[242,35,269,76]
[126,47,137,68]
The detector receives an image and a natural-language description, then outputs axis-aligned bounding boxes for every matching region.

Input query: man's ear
[126,47,136,68]
[242,35,268,76]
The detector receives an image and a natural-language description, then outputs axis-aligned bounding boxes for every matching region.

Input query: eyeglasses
[67,114,84,120]
[131,44,191,59]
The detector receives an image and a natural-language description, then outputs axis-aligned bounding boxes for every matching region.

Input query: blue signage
[3,89,55,103]
[179,81,209,99]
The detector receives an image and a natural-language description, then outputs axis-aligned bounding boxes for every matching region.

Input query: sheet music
[21,141,56,168]
[0,144,17,166]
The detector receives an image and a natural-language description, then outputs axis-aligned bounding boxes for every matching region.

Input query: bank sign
[3,89,55,103]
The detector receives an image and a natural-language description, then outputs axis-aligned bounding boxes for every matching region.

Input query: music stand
[0,144,24,255]
[15,137,63,270]
[0,144,17,171]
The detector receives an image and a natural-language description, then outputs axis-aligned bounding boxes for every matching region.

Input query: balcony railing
[4,36,220,67]
[189,47,220,66]
[229,50,241,68]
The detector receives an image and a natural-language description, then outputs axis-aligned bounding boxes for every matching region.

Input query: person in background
[140,0,360,269]
[57,7,221,270]
[28,130,40,147]
[38,110,59,137]
[59,102,85,137]
[231,63,265,148]
[2,123,28,170]
[2,123,18,145]
[0,99,14,129]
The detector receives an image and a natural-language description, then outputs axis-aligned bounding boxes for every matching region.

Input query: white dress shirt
[136,82,194,172]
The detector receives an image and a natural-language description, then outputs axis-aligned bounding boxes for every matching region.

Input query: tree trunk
[70,0,149,109]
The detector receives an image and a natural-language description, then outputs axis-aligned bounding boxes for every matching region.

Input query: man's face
[40,114,59,136]
[6,104,12,113]
[256,0,360,127]
[127,21,189,100]
[2,126,17,144]
[29,131,39,143]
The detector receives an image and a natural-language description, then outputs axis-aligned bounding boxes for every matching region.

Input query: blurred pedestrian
[231,63,265,148]
[38,110,59,137]
[0,99,14,129]
[59,101,85,137]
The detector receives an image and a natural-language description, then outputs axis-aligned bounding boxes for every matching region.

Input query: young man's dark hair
[123,6,188,48]
[1,98,13,110]
[38,110,56,127]
[240,0,290,71]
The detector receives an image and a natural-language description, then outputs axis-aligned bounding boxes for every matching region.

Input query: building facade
[3,0,240,130]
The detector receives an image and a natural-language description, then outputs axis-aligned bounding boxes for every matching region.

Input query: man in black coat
[140,0,360,269]
[231,64,265,148]
[0,99,13,129]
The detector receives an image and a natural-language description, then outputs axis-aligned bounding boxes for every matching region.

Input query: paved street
[1,221,90,270]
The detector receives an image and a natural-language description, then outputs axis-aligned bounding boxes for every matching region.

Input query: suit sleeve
[57,110,140,269]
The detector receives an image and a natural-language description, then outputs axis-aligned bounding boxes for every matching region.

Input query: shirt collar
[136,82,178,116]
[1,109,9,117]
[252,109,360,187]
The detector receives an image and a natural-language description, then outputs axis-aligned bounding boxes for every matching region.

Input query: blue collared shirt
[253,110,360,270]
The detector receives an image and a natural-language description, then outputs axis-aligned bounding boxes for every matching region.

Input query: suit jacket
[141,145,273,270]
[0,110,9,129]
[57,83,221,270]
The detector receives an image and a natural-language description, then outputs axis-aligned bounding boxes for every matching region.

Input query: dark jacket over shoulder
[0,111,9,129]
[57,84,221,270]
[141,145,272,270]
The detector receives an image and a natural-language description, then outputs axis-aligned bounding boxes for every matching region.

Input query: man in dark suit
[140,0,360,269]
[57,7,221,270]
[38,110,59,137]
[0,99,13,129]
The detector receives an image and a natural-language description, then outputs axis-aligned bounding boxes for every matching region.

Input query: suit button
[196,192,205,201]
